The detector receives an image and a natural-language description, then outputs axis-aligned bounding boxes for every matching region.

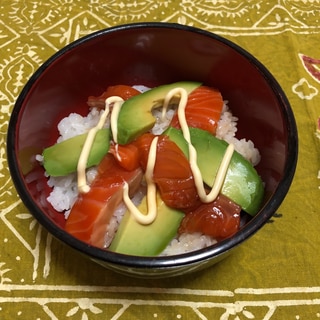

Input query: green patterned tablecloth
[1,1,320,319]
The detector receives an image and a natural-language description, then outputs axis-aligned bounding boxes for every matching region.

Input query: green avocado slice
[109,193,184,256]
[42,128,110,176]
[164,127,264,215]
[116,81,201,144]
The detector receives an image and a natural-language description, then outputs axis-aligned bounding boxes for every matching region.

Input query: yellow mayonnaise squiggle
[77,96,124,193]
[122,87,234,224]
[123,137,158,225]
[76,86,234,225]
[163,88,234,203]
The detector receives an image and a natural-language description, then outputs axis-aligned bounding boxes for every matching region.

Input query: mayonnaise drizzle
[110,98,123,144]
[110,100,123,162]
[76,86,234,225]
[123,137,158,225]
[77,96,124,193]
[163,88,234,203]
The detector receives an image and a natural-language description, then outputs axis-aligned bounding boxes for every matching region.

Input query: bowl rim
[7,22,298,269]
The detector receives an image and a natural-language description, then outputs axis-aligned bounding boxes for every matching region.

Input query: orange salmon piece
[179,194,241,241]
[170,86,224,135]
[87,85,140,109]
[134,133,200,210]
[65,154,143,247]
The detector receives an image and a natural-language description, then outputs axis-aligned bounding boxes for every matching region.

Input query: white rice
[161,233,217,256]
[151,108,175,135]
[46,167,98,219]
[41,90,261,255]
[56,108,105,142]
[132,85,150,93]
[216,104,261,166]
[47,173,77,215]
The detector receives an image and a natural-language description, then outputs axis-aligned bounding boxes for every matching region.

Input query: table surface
[1,1,320,319]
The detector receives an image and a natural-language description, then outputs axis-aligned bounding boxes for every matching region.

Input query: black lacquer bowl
[7,23,298,278]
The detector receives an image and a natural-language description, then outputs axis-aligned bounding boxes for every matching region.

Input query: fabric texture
[1,1,319,319]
